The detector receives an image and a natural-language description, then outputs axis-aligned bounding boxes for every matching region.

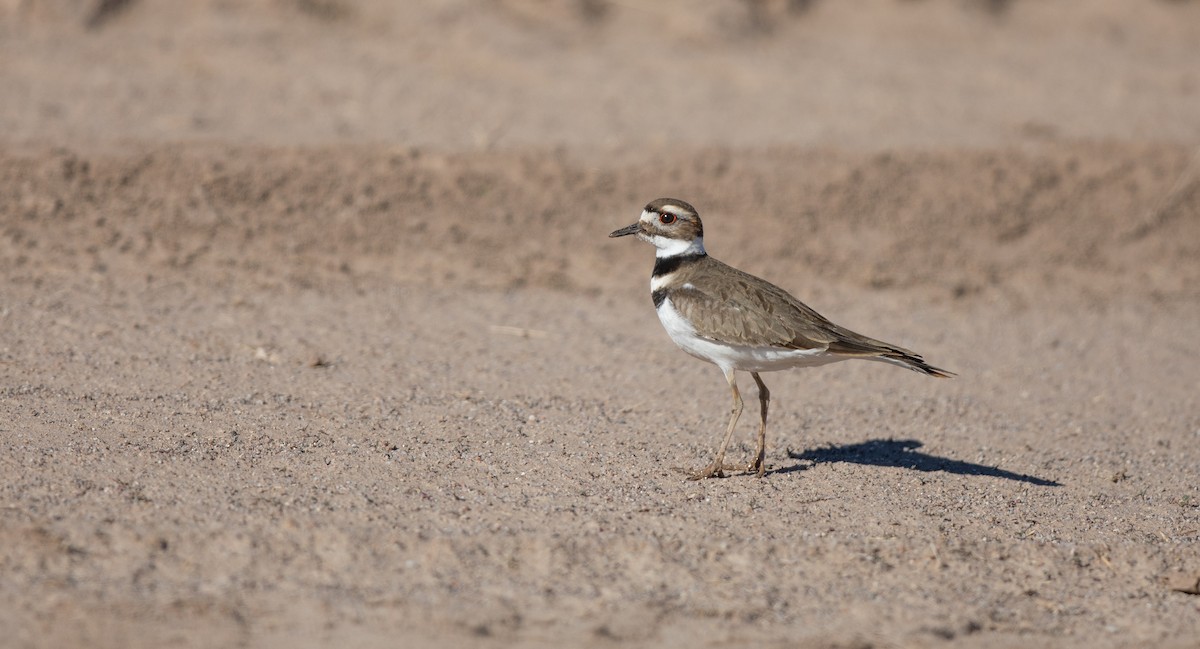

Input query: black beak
[608,222,640,238]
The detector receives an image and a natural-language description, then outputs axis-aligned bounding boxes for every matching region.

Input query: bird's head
[609,198,706,257]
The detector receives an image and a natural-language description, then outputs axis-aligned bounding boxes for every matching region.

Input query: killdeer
[610,198,953,480]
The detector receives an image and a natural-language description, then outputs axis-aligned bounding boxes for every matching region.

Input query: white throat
[651,235,706,258]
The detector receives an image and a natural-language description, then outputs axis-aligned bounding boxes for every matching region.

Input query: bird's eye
[659,213,677,225]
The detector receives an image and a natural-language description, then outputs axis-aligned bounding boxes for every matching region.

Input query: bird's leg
[689,368,742,480]
[749,372,770,478]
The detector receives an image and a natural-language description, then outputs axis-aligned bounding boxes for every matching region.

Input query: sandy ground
[2,1,1200,648]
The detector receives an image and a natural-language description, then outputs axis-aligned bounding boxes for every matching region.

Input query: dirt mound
[4,142,1197,302]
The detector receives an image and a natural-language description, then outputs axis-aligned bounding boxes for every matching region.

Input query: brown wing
[667,260,840,349]
[670,259,923,355]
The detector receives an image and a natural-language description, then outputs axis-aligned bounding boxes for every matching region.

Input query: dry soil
[2,2,1199,648]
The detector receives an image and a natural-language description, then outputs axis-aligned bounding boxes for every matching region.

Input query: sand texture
[2,1,1199,647]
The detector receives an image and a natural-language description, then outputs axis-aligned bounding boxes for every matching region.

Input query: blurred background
[3,0,1199,151]
[5,0,1197,303]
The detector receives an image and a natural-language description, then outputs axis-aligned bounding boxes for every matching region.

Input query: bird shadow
[775,438,1061,486]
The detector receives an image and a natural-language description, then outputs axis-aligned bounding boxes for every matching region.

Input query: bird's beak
[608,222,640,238]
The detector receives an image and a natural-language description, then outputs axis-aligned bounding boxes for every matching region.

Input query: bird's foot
[746,453,766,478]
[680,461,746,480]
[686,462,724,480]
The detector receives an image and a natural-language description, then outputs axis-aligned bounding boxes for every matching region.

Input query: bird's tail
[827,333,954,378]
[877,350,955,378]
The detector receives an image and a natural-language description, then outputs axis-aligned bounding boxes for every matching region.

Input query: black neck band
[652,252,706,278]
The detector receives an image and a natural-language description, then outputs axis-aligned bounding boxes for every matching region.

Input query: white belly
[656,297,842,373]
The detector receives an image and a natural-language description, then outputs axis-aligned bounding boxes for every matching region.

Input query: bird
[609,198,953,480]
